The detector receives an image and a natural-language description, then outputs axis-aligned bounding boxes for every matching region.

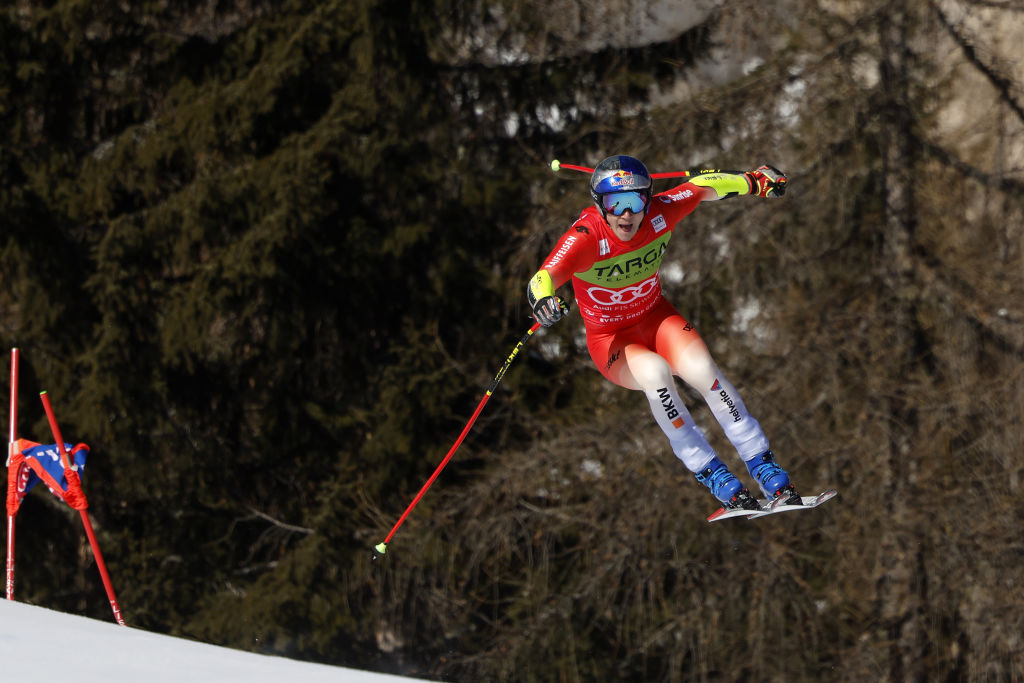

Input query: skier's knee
[628,353,674,391]
[678,353,719,392]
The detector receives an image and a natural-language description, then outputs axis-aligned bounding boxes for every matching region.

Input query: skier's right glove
[532,295,570,327]
[527,269,570,327]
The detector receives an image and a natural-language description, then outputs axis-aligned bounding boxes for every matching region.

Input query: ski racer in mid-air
[528,155,793,512]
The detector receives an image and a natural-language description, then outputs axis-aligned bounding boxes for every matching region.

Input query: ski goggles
[600,191,648,216]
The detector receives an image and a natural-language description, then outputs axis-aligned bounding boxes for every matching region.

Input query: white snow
[0,598,428,683]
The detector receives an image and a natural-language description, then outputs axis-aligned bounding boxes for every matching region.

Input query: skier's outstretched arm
[686,165,788,202]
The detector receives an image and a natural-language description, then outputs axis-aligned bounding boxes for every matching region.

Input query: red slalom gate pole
[6,348,18,600]
[4,517,12,601]
[7,350,15,462]
[76,511,125,625]
[39,391,126,626]
[374,322,542,556]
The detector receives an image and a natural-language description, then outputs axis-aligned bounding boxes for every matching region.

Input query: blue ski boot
[745,451,801,504]
[696,457,759,510]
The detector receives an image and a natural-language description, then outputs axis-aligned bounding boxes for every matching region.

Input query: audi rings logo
[587,276,659,305]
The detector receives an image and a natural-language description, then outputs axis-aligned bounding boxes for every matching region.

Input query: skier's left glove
[745,165,788,198]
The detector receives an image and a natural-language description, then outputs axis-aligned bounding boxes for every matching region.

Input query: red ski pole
[39,391,126,626]
[374,322,541,556]
[550,159,695,179]
[6,348,17,600]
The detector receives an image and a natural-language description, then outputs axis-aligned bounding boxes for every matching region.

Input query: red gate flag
[6,439,89,516]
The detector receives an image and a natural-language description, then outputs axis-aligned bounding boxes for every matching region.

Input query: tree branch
[931,1,1024,125]
[919,137,1024,197]
[243,505,315,536]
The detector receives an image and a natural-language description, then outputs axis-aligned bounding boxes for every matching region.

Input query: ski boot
[696,457,759,510]
[745,451,801,504]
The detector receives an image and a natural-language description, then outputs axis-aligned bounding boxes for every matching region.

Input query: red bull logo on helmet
[608,170,635,187]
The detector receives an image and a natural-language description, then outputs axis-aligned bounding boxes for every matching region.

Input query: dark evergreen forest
[2,1,1022,681]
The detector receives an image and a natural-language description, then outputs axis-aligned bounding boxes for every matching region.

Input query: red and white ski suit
[531,181,770,472]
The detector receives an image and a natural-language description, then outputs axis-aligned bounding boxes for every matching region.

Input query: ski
[707,489,838,523]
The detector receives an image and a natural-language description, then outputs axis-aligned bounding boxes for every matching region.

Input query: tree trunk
[873,5,928,680]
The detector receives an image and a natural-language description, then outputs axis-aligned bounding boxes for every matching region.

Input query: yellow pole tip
[375,543,387,555]
[550,159,561,172]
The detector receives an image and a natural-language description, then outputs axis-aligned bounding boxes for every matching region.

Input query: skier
[528,155,793,511]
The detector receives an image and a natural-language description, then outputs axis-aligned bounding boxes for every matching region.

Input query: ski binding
[707,489,838,523]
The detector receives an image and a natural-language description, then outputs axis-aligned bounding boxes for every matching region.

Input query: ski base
[707,489,838,523]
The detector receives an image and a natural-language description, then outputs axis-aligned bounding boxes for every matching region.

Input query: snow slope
[0,598,427,682]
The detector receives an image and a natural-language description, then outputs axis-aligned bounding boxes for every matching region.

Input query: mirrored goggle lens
[601,191,648,216]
